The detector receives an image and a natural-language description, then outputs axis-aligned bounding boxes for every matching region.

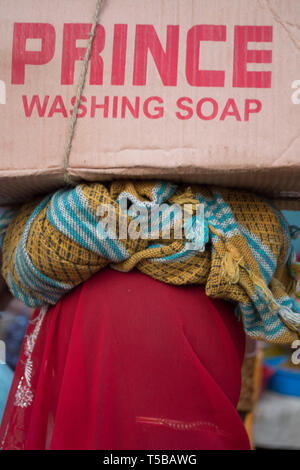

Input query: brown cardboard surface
[0,0,300,208]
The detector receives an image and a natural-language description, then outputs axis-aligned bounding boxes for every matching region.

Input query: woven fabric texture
[1,180,300,344]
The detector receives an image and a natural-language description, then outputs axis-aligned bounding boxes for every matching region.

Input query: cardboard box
[0,0,300,208]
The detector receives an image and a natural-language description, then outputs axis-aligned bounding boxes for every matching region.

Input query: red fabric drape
[0,268,250,450]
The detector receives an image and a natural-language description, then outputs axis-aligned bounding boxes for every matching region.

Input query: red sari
[0,268,250,450]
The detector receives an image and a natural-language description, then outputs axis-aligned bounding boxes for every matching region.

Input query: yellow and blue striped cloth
[0,180,299,344]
